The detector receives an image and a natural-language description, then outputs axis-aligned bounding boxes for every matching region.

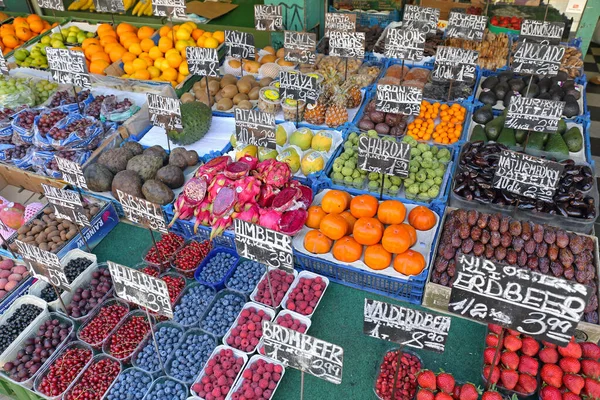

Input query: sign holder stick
[74,223,92,253]
[295,101,299,129]
[205,75,212,108]
[379,174,385,200]
[148,229,166,267]
[71,85,84,115]
[240,57,244,81]
[390,345,404,400]
[51,282,69,313]
[51,10,64,37]
[300,369,305,400]
[144,307,166,372]
[265,268,277,309]
[447,80,454,103]
[344,57,348,81]
[485,328,505,389]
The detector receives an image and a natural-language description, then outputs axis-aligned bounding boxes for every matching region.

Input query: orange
[26,14,42,24]
[204,37,219,49]
[97,23,113,36]
[158,26,171,37]
[350,194,378,219]
[91,51,110,63]
[176,73,186,83]
[2,35,18,48]
[212,31,224,43]
[332,236,363,263]
[202,31,212,38]
[178,61,189,76]
[353,217,384,246]
[128,43,142,56]
[82,38,100,50]
[133,69,150,80]
[139,53,153,65]
[393,250,426,276]
[339,211,357,235]
[12,17,27,27]
[148,46,162,60]
[402,223,417,246]
[29,20,44,33]
[158,37,173,53]
[123,61,135,75]
[154,57,166,70]
[15,27,32,41]
[84,45,103,60]
[121,52,137,63]
[364,244,392,270]
[132,58,148,71]
[137,26,155,40]
[175,28,190,41]
[99,35,118,48]
[408,206,437,231]
[191,29,204,40]
[196,36,206,47]
[166,53,182,68]
[140,38,154,52]
[381,225,412,254]
[107,47,125,62]
[99,29,117,40]
[90,59,109,74]
[103,42,122,54]
[321,190,351,214]
[116,23,136,37]
[319,213,348,241]
[147,66,160,78]
[377,200,406,225]
[306,206,326,229]
[161,67,178,81]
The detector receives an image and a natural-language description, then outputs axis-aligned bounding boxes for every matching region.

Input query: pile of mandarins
[0,14,54,55]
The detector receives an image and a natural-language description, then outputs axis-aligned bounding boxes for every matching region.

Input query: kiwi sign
[225,30,255,60]
[511,42,565,76]
[402,5,440,35]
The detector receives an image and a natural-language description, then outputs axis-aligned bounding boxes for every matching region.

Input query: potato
[232,93,249,105]
[221,84,238,99]
[217,98,234,111]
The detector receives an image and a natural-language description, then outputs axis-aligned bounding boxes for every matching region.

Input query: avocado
[563,126,583,152]
[481,76,498,90]
[493,82,509,100]
[471,125,488,143]
[565,88,581,100]
[563,101,580,118]
[498,71,513,83]
[557,119,567,135]
[508,78,526,92]
[485,116,505,141]
[503,91,518,108]
[479,90,497,106]
[563,81,576,91]
[551,71,568,84]
[538,92,552,100]
[526,131,546,151]
[563,94,578,104]
[551,89,565,101]
[497,128,517,148]
[545,133,570,161]
[515,129,528,144]
[538,77,552,93]
[521,83,539,98]
[473,105,494,125]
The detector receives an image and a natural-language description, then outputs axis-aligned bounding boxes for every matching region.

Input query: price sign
[146,93,183,132]
[55,156,88,190]
[234,220,293,273]
[445,12,487,42]
[375,84,422,116]
[108,261,173,318]
[364,299,450,353]
[94,0,124,13]
[284,31,317,65]
[384,28,425,61]
[47,48,91,89]
[186,47,219,77]
[324,12,356,35]
[225,30,255,60]
[279,71,319,106]
[254,5,283,31]
[151,0,185,18]
[402,5,440,35]
[432,46,479,82]
[520,20,565,45]
[511,42,565,76]
[235,108,276,149]
[358,135,410,177]
[15,240,70,291]
[505,97,565,133]
[492,149,564,203]
[0,52,8,76]
[116,189,168,234]
[36,0,64,11]
[329,31,365,59]
[42,184,90,227]
[262,321,344,384]
[449,254,591,345]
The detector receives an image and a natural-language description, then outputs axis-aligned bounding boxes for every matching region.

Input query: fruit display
[173,283,215,327]
[104,312,151,361]
[0,15,54,55]
[198,249,238,285]
[432,208,599,323]
[226,260,266,294]
[415,369,507,400]
[65,267,113,319]
[200,291,246,337]
[172,239,211,277]
[469,105,585,161]
[142,232,185,270]
[230,356,284,400]
[182,74,270,110]
[329,132,451,200]
[539,339,600,400]
[224,304,272,353]
[77,300,129,348]
[453,142,596,222]
[376,349,421,400]
[34,256,92,302]
[482,324,540,394]
[284,273,327,316]
[251,268,295,308]
[406,101,467,144]
[132,323,183,373]
[36,344,93,397]
[378,64,430,88]
[144,377,188,400]
[104,367,153,400]
[356,99,409,136]
[165,329,215,383]
[445,30,510,71]
[191,346,246,400]
[477,71,583,118]
[0,303,43,354]
[0,76,58,108]
[64,356,121,400]
[560,46,584,79]
[0,259,29,300]
[490,15,523,30]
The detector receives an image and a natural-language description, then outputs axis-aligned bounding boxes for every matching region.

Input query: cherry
[38,347,92,397]
[107,315,151,361]
[79,303,128,346]
[65,357,120,400]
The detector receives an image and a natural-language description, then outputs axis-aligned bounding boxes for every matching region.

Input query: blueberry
[144,378,187,400]
[226,260,265,293]
[106,368,152,400]
[134,325,182,373]
[200,292,245,337]
[166,330,215,383]
[173,285,215,327]
[199,252,237,284]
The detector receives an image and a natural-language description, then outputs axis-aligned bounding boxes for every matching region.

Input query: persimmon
[393,250,426,276]
[306,206,327,229]
[381,225,412,254]
[364,244,392,270]
[339,211,357,235]
[377,200,406,225]
[350,194,378,218]
[408,206,437,231]
[353,217,384,246]
[303,230,332,254]
[402,223,417,246]
[319,213,348,241]
[332,236,363,263]
[321,190,351,214]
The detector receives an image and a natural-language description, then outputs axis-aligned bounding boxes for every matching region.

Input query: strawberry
[501,351,520,370]
[562,392,582,400]
[540,385,562,400]
[541,364,564,388]
[581,342,600,360]
[485,347,501,365]
[543,341,558,349]
[559,357,581,374]
[458,383,479,400]
[539,347,560,364]
[417,389,436,400]
[581,359,600,379]
[558,341,583,359]
[435,392,454,400]
[563,373,585,395]
[508,329,521,337]
[500,368,519,390]
[437,372,455,394]
[521,337,540,357]
[483,365,500,384]
[482,390,503,400]
[486,334,501,348]
[504,335,523,352]
[488,324,503,335]
[518,355,539,376]
[452,385,461,400]
[518,373,538,393]
[585,377,600,398]
[418,370,437,390]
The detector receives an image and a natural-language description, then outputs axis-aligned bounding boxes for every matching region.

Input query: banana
[132,0,142,15]
[68,0,85,11]
[143,2,152,15]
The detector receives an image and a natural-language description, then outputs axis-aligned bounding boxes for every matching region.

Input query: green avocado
[485,115,505,141]
[497,128,516,149]
[526,131,546,151]
[473,105,494,125]
[557,119,567,136]
[471,125,488,143]
[545,133,570,161]
[562,126,583,152]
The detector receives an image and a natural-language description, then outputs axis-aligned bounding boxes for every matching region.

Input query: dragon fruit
[210,213,234,240]
[211,186,236,218]
[271,187,302,213]
[278,209,308,235]
[207,174,235,202]
[297,185,313,208]
[235,203,260,224]
[223,161,250,180]
[234,176,261,209]
[169,196,195,227]
[193,198,212,234]
[196,156,230,182]
[257,184,278,208]
[259,208,282,231]
[253,159,291,188]
[169,178,207,227]
[237,155,258,171]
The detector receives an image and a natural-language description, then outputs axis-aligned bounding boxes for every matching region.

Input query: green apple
[14,49,29,62]
[30,49,41,57]
[86,32,94,38]
[67,34,77,43]
[77,32,87,43]
[51,40,65,48]
[51,33,63,42]
[40,36,51,45]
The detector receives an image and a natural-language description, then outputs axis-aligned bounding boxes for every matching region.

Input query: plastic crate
[194,247,240,290]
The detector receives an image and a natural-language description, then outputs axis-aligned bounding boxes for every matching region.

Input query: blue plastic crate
[194,247,240,290]
[293,200,446,304]
[163,203,236,248]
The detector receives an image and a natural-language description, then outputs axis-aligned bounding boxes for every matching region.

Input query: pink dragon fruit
[168,196,194,227]
[211,186,236,218]
[297,185,313,208]
[207,174,235,202]
[234,176,261,209]
[257,184,278,208]
[278,209,308,235]
[271,187,302,213]
[193,198,212,234]
[169,177,207,227]
[258,208,282,231]
[235,203,260,224]
[223,162,250,180]
[210,213,234,240]
[237,155,258,171]
[195,156,230,182]
[253,159,291,188]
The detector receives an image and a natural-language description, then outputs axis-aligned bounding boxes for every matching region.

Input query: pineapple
[344,79,362,109]
[325,87,348,128]
[304,95,327,125]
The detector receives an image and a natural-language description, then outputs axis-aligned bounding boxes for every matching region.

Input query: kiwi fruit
[208,80,220,96]
[237,100,253,110]
[233,93,249,105]
[237,81,252,94]
[259,77,273,87]
[221,85,238,99]
[248,86,260,100]
[217,98,234,110]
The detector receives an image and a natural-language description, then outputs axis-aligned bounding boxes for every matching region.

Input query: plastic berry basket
[172,282,216,329]
[131,321,186,379]
[164,328,217,385]
[141,376,190,400]
[0,295,49,362]
[373,347,423,400]
[256,309,312,356]
[171,236,213,279]
[225,259,267,295]
[200,290,248,338]
[221,301,276,355]
[249,267,298,310]
[101,367,153,400]
[62,354,123,400]
[141,233,186,272]
[76,298,131,350]
[194,247,240,290]
[190,344,249,400]
[225,354,286,400]
[281,271,330,319]
[102,310,154,364]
